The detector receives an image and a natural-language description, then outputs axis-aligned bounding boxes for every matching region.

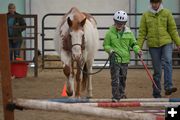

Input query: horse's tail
[81,63,88,91]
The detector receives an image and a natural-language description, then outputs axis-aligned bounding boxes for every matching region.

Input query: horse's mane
[82,12,97,27]
[60,7,86,28]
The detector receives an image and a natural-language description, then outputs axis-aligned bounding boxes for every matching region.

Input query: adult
[137,0,180,98]
[7,3,26,60]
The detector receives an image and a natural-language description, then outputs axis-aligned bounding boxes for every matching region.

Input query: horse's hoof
[86,96,93,99]
[66,91,73,96]
[75,96,80,99]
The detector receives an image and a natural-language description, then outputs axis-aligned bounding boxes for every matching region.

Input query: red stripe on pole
[156,116,165,120]
[97,102,141,107]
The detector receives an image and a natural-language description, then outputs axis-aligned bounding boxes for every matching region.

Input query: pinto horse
[54,7,99,97]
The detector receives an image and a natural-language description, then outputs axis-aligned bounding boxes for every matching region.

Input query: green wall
[0,0,25,14]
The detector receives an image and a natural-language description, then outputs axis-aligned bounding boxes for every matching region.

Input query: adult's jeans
[9,40,21,60]
[149,43,173,98]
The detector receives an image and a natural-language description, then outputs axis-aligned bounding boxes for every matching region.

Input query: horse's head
[67,17,86,61]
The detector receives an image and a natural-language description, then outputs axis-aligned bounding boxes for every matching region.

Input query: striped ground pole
[132,110,165,116]
[75,102,180,107]
[133,109,165,113]
[48,98,180,103]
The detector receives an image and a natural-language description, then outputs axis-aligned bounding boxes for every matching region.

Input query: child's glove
[109,49,115,54]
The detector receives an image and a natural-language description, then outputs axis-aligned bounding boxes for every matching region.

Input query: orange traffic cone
[61,83,67,97]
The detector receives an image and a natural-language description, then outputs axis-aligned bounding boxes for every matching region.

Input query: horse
[54,7,99,97]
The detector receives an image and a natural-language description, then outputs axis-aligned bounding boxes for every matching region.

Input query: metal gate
[41,13,180,69]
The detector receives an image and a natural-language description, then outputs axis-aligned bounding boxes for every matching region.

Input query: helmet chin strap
[115,25,125,31]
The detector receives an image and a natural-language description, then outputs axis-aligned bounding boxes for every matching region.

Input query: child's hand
[109,49,115,54]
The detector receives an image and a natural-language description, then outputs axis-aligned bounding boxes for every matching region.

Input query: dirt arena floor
[0,68,180,120]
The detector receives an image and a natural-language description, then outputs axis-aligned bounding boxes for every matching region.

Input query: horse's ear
[80,18,86,27]
[67,17,72,27]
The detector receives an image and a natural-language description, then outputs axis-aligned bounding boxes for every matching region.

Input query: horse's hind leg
[86,60,93,98]
[87,67,92,98]
[81,63,88,91]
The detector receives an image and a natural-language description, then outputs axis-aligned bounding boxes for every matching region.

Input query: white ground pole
[14,98,163,120]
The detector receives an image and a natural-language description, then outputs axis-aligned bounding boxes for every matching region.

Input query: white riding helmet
[113,10,128,22]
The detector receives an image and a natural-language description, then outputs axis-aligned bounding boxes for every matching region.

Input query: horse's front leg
[63,64,75,97]
[75,62,81,97]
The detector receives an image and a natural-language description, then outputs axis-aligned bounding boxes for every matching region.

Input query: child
[103,10,142,102]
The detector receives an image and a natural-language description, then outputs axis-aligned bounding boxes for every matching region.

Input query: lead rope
[77,52,122,75]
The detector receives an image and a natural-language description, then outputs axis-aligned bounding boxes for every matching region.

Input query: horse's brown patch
[62,34,72,52]
[62,32,85,52]
[63,65,70,78]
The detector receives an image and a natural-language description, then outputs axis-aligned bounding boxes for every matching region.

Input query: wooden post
[34,15,38,77]
[0,14,14,120]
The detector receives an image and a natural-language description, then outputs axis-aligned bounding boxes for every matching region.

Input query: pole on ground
[14,98,163,120]
[0,14,14,120]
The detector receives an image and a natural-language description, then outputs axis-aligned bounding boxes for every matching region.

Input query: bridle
[70,34,85,50]
[62,28,85,52]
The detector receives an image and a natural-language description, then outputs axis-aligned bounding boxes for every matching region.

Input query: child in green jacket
[103,10,142,102]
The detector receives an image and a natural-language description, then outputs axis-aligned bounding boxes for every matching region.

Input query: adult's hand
[177,46,180,57]
[177,46,180,52]
[138,50,143,58]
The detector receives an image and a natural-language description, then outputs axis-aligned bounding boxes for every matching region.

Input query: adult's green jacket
[103,26,140,63]
[137,8,180,48]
